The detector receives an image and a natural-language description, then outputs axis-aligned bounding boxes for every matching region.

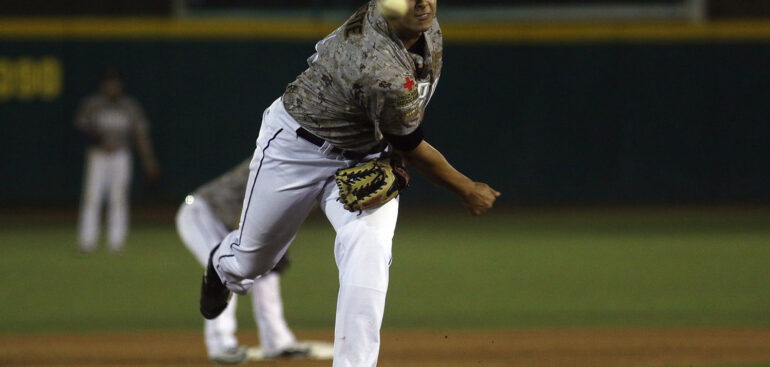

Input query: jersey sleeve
[125,97,150,134]
[366,72,422,138]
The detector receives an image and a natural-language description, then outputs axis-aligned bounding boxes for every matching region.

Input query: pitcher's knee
[240,260,274,279]
[229,249,280,280]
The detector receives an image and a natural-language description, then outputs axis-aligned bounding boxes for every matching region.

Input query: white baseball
[377,0,409,18]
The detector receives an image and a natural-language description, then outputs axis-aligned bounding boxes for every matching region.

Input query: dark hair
[101,67,123,82]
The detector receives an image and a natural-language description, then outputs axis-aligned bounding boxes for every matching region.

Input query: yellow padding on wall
[1,18,770,42]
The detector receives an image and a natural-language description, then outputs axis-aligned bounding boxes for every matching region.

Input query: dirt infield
[2,329,769,367]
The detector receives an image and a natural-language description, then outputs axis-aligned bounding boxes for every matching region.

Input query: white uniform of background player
[200,2,500,367]
[176,159,312,363]
[75,69,159,253]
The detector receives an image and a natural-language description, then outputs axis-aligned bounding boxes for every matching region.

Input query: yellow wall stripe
[1,18,770,42]
[0,18,339,40]
[446,21,770,42]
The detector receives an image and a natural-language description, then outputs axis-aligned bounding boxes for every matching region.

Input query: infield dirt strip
[1,329,769,367]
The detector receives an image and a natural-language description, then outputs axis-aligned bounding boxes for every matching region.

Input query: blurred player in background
[177,159,332,364]
[75,68,160,253]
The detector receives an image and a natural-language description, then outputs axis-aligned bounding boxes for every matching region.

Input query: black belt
[296,127,382,161]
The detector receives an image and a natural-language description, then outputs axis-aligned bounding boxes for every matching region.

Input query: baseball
[377,0,409,18]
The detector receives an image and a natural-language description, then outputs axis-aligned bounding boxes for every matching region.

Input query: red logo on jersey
[403,77,415,91]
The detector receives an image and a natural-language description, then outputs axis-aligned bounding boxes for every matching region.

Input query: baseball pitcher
[199,1,500,366]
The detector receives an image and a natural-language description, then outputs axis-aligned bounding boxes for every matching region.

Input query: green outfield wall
[1,21,769,205]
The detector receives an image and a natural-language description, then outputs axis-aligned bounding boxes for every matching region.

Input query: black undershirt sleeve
[383,125,424,152]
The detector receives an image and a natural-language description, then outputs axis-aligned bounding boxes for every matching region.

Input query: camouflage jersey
[195,159,250,231]
[283,0,443,153]
[74,94,150,151]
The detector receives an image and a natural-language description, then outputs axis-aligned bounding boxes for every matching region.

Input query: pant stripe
[237,128,284,245]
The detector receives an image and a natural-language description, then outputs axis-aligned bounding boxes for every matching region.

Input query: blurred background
[1,0,769,207]
[1,1,769,366]
[0,0,770,207]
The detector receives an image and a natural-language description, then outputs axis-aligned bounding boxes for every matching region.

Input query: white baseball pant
[176,197,297,357]
[78,148,131,252]
[212,98,398,367]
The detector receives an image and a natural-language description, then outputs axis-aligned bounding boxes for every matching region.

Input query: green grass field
[1,207,769,334]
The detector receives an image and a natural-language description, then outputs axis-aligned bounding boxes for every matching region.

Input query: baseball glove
[335,157,410,212]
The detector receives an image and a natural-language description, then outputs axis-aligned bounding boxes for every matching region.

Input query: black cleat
[200,244,232,320]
